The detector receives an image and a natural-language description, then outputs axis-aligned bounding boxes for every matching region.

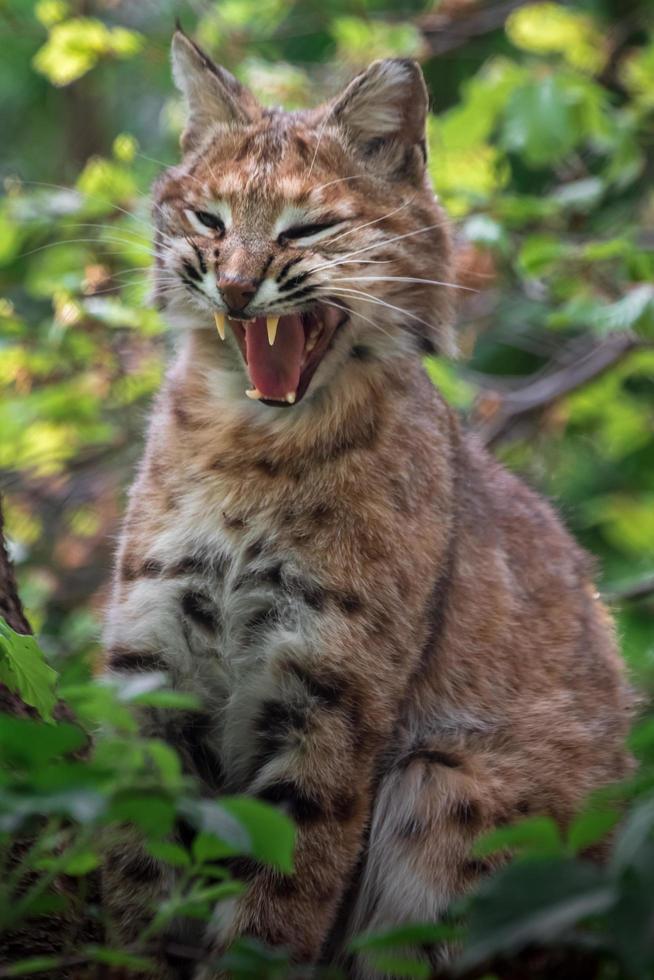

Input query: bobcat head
[153,28,454,408]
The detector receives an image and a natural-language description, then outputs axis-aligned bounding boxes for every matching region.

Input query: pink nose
[218,277,258,312]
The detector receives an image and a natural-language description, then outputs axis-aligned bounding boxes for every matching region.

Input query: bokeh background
[1,0,653,688]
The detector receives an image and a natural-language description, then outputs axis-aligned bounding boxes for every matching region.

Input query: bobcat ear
[171,29,260,150]
[330,59,428,181]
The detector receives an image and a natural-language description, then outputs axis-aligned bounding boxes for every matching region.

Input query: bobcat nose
[218,276,258,313]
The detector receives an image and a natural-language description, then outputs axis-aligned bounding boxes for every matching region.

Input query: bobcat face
[153,30,454,407]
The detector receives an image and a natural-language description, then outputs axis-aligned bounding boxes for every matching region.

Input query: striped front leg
[200,624,394,972]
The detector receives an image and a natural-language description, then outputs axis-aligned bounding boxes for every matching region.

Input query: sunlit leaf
[0,619,58,722]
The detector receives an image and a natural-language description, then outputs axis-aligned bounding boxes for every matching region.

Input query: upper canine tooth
[267,316,280,346]
[214,312,226,340]
[245,388,263,400]
[285,391,296,404]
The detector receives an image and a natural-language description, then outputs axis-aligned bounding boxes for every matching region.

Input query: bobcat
[102,28,633,979]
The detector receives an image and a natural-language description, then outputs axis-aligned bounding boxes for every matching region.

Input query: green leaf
[611,798,654,872]
[0,619,58,722]
[350,922,458,952]
[184,796,295,871]
[0,716,86,766]
[567,805,620,855]
[109,792,175,838]
[146,840,190,868]
[590,285,654,336]
[502,76,580,167]
[461,858,615,968]
[220,797,295,873]
[32,18,143,87]
[365,955,430,978]
[473,816,564,859]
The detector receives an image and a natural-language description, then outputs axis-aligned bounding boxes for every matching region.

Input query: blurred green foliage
[1,0,654,975]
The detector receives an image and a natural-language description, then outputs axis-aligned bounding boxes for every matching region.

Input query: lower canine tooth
[245,388,263,400]
[214,313,225,340]
[285,392,296,404]
[267,316,279,346]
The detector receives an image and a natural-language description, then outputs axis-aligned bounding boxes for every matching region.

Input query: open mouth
[214,303,345,407]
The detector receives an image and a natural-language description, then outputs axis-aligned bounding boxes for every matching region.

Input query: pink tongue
[245,315,305,401]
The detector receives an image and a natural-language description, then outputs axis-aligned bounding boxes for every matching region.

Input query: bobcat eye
[278,220,344,246]
[194,210,225,232]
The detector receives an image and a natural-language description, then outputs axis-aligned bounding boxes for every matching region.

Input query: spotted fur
[102,30,634,979]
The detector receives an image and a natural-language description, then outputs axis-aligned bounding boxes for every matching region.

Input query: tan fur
[102,33,633,979]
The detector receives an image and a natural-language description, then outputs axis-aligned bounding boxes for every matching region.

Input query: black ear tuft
[171,31,260,151]
[328,59,429,182]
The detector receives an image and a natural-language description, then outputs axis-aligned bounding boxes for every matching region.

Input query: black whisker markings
[260,253,274,279]
[191,243,207,275]
[278,271,310,294]
[181,275,202,294]
[182,259,202,283]
[279,285,317,304]
[276,255,303,284]
[181,591,219,632]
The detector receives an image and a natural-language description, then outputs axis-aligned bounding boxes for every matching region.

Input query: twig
[421,0,529,57]
[602,575,654,605]
[472,332,642,446]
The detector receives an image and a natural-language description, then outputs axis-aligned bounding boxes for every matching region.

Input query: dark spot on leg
[453,800,481,829]
[259,780,325,823]
[244,539,265,562]
[283,661,346,708]
[181,591,219,632]
[177,714,223,789]
[167,555,206,577]
[223,511,246,530]
[254,699,310,774]
[332,793,357,823]
[294,579,327,611]
[463,858,493,878]
[396,816,426,840]
[351,345,372,361]
[335,592,363,615]
[120,854,163,884]
[310,503,334,524]
[108,648,167,673]
[243,605,278,639]
[402,749,461,769]
[235,562,283,591]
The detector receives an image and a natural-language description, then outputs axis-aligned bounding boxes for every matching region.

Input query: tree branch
[472,332,642,447]
[420,0,529,57]
[602,575,654,605]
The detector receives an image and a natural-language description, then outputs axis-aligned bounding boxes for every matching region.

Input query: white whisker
[325,197,416,248]
[324,285,436,333]
[332,275,475,293]
[311,220,450,272]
